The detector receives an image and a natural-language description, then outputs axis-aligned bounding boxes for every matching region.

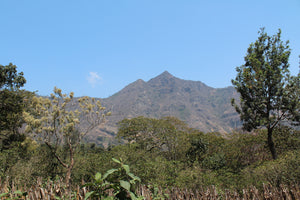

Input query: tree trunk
[65,156,74,188]
[267,128,277,160]
[65,139,75,188]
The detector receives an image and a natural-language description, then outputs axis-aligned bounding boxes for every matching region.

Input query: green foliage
[72,145,111,184]
[0,124,299,192]
[202,152,225,170]
[0,63,26,90]
[23,87,110,186]
[231,28,300,159]
[0,63,33,150]
[224,132,269,172]
[117,116,158,150]
[186,131,227,163]
[232,28,292,130]
[106,143,176,186]
[174,166,220,190]
[157,116,190,161]
[85,158,143,200]
[117,116,190,161]
[273,126,300,155]
[147,184,169,200]
[242,150,300,187]
[1,56,299,195]
[186,131,208,164]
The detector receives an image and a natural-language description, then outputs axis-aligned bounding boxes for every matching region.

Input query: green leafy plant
[85,158,143,200]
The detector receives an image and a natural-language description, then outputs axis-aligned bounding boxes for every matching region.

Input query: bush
[241,150,300,188]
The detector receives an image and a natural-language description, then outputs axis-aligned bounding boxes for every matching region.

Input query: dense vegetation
[0,28,299,199]
[1,114,300,192]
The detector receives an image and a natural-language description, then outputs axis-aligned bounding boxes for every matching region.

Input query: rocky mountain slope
[85,71,241,145]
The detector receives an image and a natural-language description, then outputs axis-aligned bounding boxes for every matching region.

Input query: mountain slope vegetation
[86,71,241,145]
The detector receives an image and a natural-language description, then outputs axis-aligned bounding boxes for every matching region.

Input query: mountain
[85,71,241,145]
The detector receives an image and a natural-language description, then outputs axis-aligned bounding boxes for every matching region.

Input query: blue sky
[1,0,300,98]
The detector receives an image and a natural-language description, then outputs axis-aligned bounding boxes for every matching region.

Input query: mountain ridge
[86,71,241,145]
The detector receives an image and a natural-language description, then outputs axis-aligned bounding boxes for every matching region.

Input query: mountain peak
[135,79,146,84]
[158,71,174,78]
[148,71,175,82]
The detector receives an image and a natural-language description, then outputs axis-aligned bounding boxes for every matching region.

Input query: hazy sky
[1,0,300,98]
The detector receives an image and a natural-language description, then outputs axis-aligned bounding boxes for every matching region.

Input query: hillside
[84,71,241,145]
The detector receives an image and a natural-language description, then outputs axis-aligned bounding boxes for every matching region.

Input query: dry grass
[1,177,299,199]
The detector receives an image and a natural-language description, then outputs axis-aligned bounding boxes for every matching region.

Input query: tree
[157,116,190,161]
[186,131,207,164]
[117,116,190,161]
[0,63,32,150]
[0,63,26,90]
[231,28,300,159]
[24,87,110,187]
[117,116,158,150]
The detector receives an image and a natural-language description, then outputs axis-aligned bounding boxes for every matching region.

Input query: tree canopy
[24,87,110,186]
[117,116,190,160]
[0,63,26,90]
[231,28,300,159]
[0,63,32,150]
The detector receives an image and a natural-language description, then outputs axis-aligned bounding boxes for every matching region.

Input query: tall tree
[0,63,32,150]
[231,28,300,160]
[24,87,110,187]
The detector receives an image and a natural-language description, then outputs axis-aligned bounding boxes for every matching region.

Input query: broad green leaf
[129,191,139,200]
[112,158,121,164]
[95,172,102,181]
[101,181,111,188]
[120,180,131,191]
[122,164,130,174]
[103,168,118,179]
[84,191,94,200]
[128,172,141,182]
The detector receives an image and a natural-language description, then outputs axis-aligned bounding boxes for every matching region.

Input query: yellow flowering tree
[24,87,110,187]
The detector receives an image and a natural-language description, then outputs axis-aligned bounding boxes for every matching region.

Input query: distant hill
[83,71,241,146]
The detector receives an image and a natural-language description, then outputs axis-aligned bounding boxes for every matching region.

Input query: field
[1,177,300,200]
